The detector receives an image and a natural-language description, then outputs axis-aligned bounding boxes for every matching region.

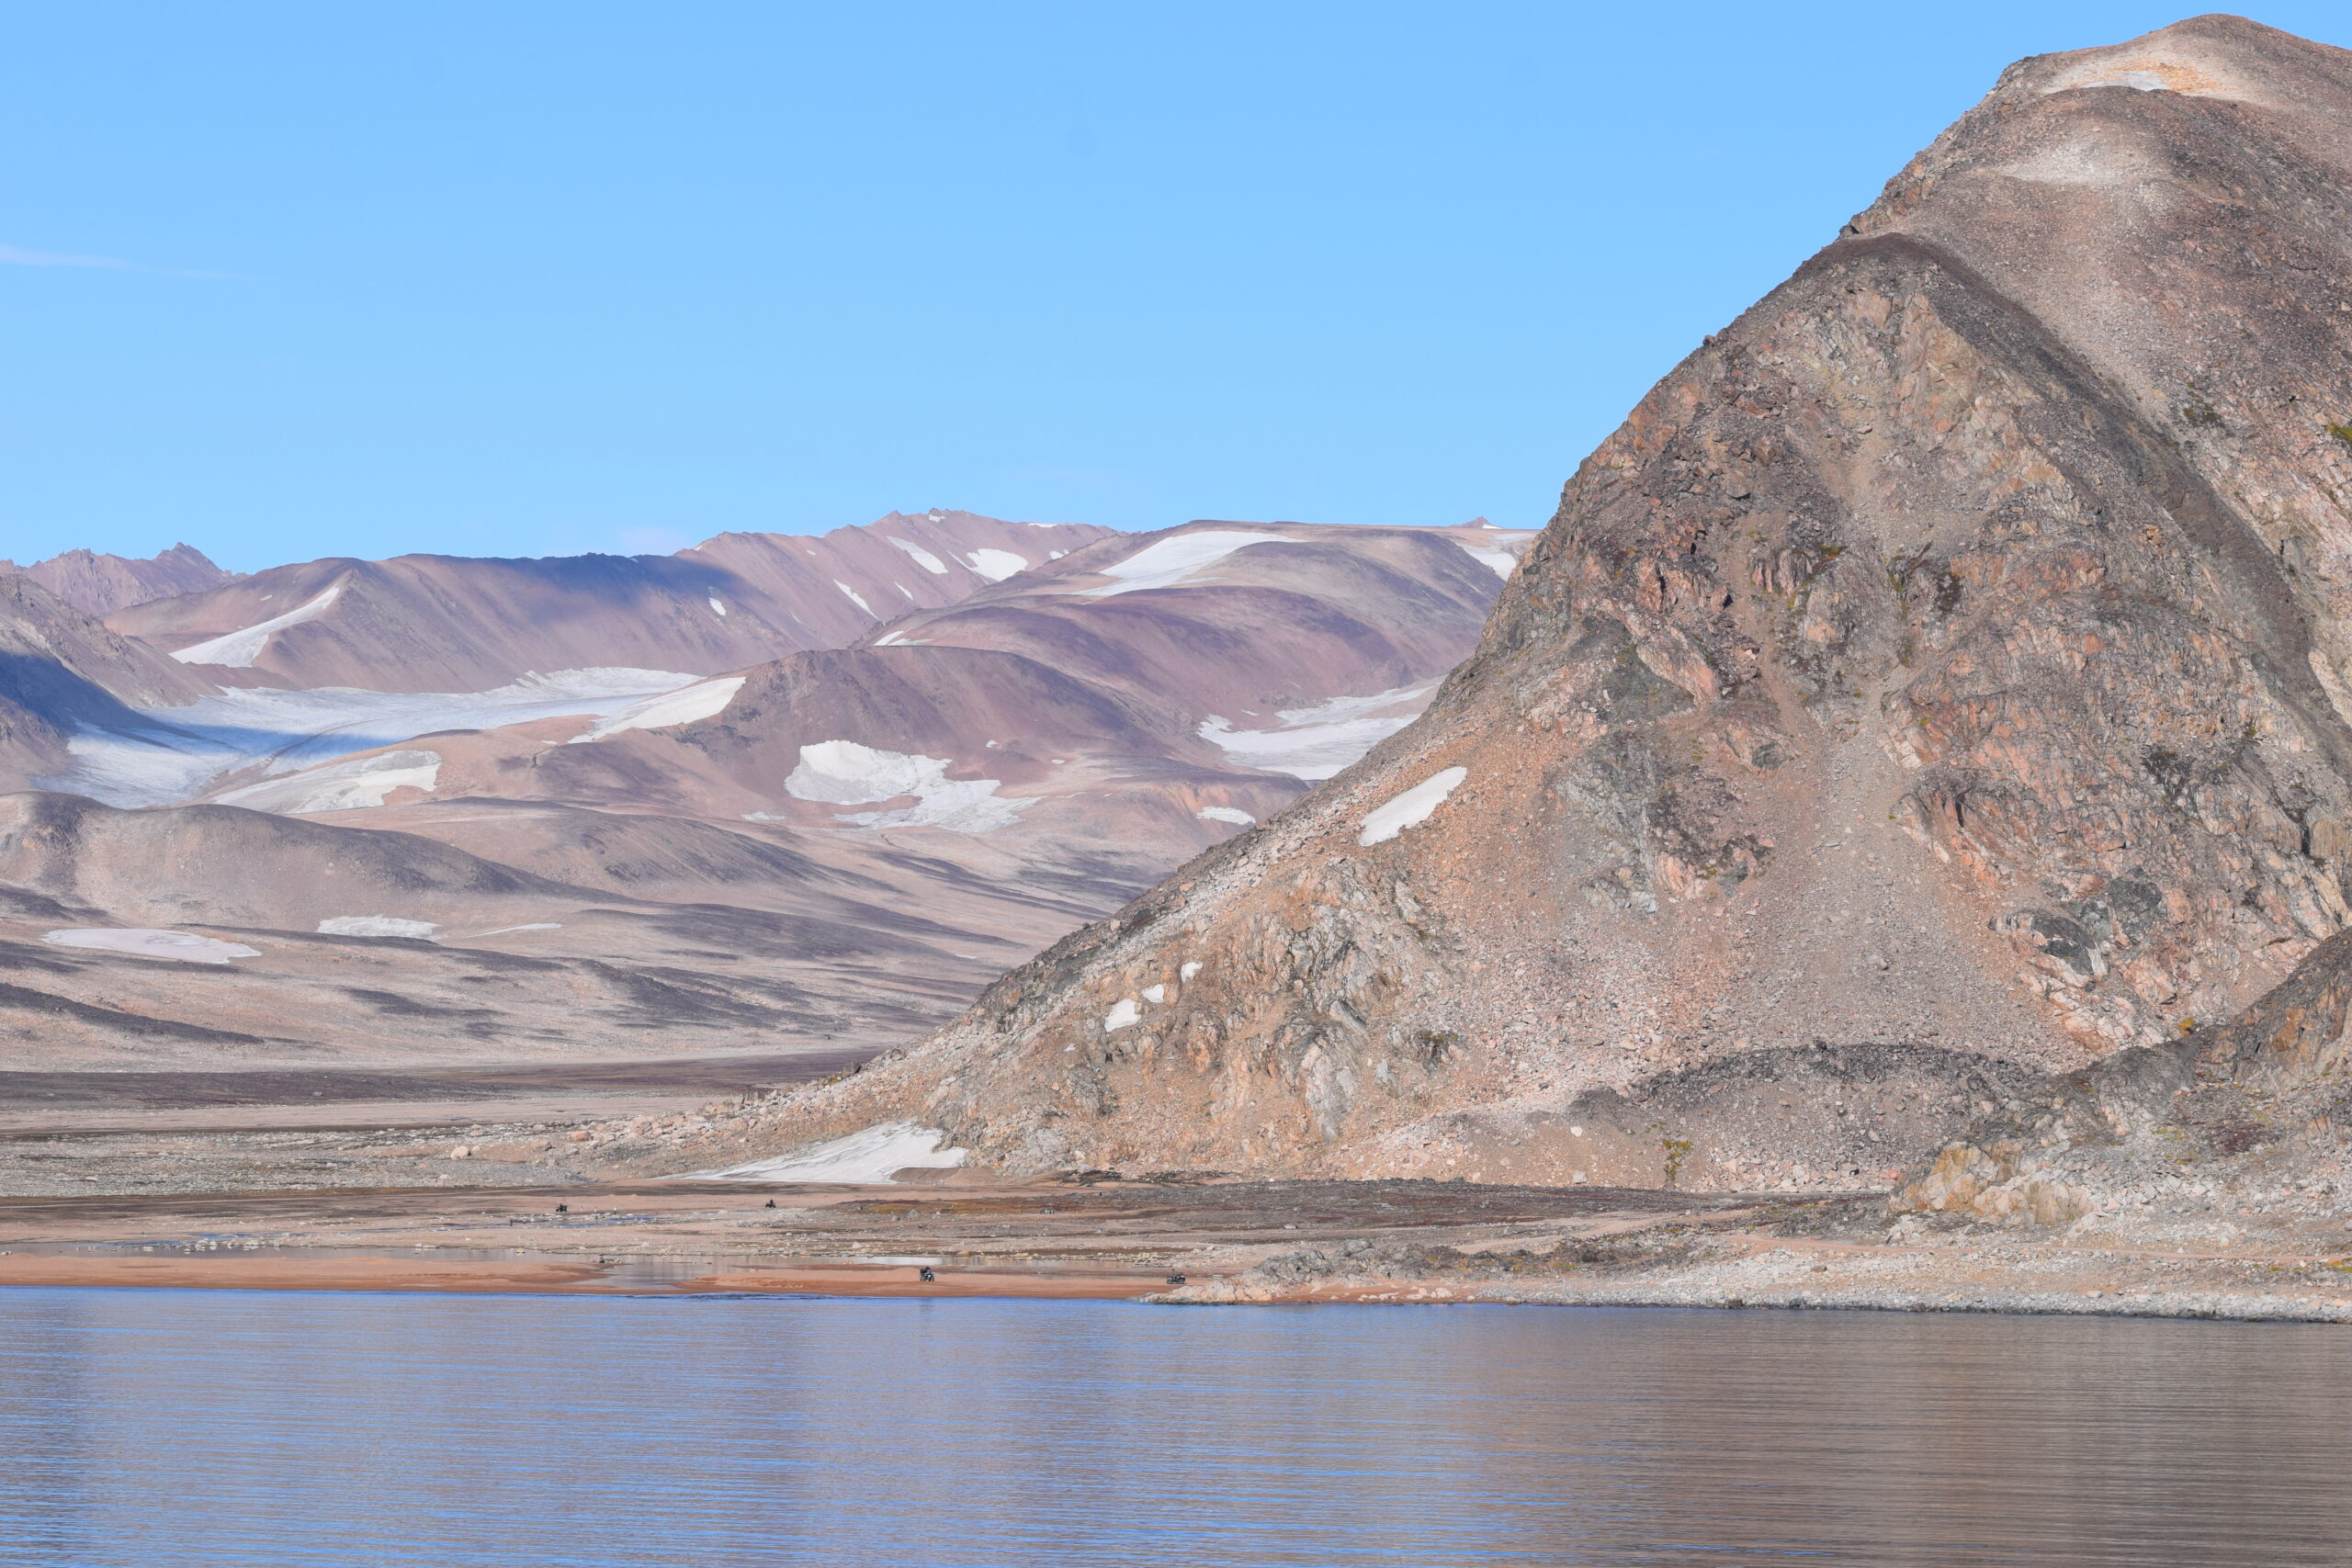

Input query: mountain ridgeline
[757,17,2352,1194]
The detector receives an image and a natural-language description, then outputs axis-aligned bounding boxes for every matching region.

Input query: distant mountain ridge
[0,544,240,615]
[109,510,1112,693]
[0,512,1533,1075]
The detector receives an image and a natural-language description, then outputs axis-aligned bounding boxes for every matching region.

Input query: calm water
[0,1290,2345,1566]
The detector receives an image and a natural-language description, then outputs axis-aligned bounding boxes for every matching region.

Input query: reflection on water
[0,1289,2344,1566]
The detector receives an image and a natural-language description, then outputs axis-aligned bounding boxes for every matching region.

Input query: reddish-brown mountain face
[745,17,2352,1190]
[0,545,240,616]
[108,511,1111,693]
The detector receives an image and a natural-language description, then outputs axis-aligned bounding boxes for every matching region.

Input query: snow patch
[1197,681,1440,781]
[48,668,701,808]
[169,581,345,668]
[707,595,728,616]
[317,916,441,940]
[1454,540,1519,579]
[463,922,561,938]
[964,547,1025,582]
[1196,805,1255,826]
[690,1122,967,1183]
[1102,998,1141,1031]
[1141,984,1166,1004]
[1359,766,1467,846]
[835,581,874,614]
[1180,961,1202,980]
[888,537,950,575]
[43,929,259,964]
[570,676,744,742]
[2078,69,2169,91]
[215,749,440,814]
[784,739,1029,832]
[1078,531,1289,596]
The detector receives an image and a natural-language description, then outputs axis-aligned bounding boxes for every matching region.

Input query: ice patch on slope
[888,537,949,575]
[215,749,441,814]
[318,916,440,940]
[784,739,1029,832]
[1196,805,1255,826]
[43,929,260,964]
[1359,766,1466,846]
[47,668,699,807]
[1454,540,1519,578]
[1197,680,1440,781]
[1078,531,1290,596]
[834,581,874,614]
[707,595,728,616]
[1102,998,1141,1031]
[168,581,346,668]
[690,1122,968,1183]
[570,676,744,742]
[964,548,1025,582]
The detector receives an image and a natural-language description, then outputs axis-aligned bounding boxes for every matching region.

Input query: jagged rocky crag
[755,17,2352,1193]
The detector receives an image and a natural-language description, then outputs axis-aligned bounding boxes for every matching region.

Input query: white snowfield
[317,916,441,940]
[834,581,874,614]
[964,547,1025,582]
[47,668,701,808]
[569,676,744,743]
[215,749,442,815]
[1195,805,1255,826]
[168,580,346,668]
[1196,680,1440,781]
[689,1122,968,1184]
[784,739,1030,833]
[888,537,950,575]
[707,595,728,616]
[1102,997,1141,1031]
[1077,530,1290,597]
[1359,765,1468,846]
[1453,540,1520,579]
[43,928,260,964]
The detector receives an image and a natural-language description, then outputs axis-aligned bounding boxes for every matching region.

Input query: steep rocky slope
[108,511,1108,692]
[744,17,2352,1187]
[0,545,240,615]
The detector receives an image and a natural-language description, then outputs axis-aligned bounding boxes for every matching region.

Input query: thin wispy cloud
[0,241,237,279]
[0,242,134,269]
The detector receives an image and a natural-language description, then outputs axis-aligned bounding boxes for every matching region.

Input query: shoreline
[0,1170,2346,1321]
[2,1251,2346,1322]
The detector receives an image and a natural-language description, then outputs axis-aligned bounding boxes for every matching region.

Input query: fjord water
[1,1291,2344,1566]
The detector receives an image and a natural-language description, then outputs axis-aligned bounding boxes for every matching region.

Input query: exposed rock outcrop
[745,17,2352,1185]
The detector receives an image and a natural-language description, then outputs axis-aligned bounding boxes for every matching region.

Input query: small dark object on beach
[1166,1273,1187,1285]
[555,1203,568,1213]
[764,1199,776,1208]
[919,1266,936,1282]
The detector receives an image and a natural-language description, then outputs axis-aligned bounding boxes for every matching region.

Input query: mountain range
[0,511,1532,1071]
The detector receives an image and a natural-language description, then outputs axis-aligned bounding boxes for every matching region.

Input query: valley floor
[2,1082,2349,1322]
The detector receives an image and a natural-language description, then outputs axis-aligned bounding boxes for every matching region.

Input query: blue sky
[5,4,2346,571]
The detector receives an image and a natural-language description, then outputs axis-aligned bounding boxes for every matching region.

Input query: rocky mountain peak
[745,17,2352,1186]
